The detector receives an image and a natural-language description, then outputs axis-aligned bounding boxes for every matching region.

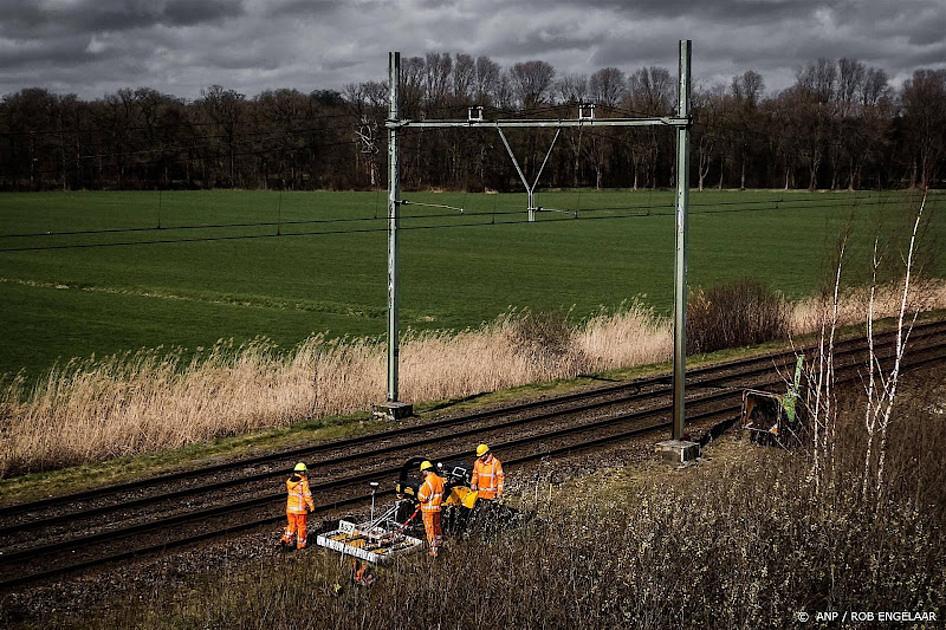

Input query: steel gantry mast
[672,39,692,444]
[378,42,695,453]
[386,51,401,406]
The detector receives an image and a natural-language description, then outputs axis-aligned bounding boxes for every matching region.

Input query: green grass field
[0,189,941,378]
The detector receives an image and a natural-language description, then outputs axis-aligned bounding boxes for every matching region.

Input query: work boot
[353,561,376,587]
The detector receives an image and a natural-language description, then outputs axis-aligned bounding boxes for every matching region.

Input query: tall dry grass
[0,305,669,476]
[789,278,946,335]
[1,283,945,477]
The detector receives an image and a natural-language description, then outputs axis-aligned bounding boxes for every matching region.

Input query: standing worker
[280,462,315,550]
[471,443,504,501]
[416,460,445,557]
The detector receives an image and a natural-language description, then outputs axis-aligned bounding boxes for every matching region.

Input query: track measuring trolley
[316,457,481,563]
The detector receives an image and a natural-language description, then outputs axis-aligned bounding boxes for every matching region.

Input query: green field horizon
[0,189,941,378]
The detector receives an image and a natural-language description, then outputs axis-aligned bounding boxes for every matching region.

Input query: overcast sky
[1,0,944,100]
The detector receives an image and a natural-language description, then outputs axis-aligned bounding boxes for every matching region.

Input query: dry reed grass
[789,278,946,335]
[1,283,945,476]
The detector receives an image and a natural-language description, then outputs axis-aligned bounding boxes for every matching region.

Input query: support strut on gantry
[496,125,561,222]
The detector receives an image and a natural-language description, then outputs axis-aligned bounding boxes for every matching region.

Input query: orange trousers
[281,512,308,549]
[422,511,442,555]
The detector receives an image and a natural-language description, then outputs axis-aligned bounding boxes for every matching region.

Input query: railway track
[4,320,943,538]
[1,320,944,589]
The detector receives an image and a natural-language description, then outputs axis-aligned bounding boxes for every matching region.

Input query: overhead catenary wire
[0,209,688,253]
[399,200,465,214]
[0,196,929,254]
[0,191,912,240]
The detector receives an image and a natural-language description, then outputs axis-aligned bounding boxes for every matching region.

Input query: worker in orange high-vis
[471,443,504,501]
[280,462,315,550]
[416,460,445,557]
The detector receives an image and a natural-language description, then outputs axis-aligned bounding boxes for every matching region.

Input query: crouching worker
[417,460,445,557]
[471,443,504,502]
[280,462,315,550]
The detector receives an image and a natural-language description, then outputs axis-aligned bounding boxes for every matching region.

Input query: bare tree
[692,84,727,191]
[863,193,927,499]
[766,91,797,189]
[494,71,515,111]
[628,66,674,113]
[510,61,555,110]
[452,53,475,104]
[424,52,453,114]
[557,74,589,187]
[399,56,426,117]
[555,74,588,105]
[805,229,848,492]
[730,70,765,189]
[345,82,386,187]
[1,51,942,192]
[627,67,673,187]
[901,69,946,189]
[473,56,500,106]
[585,69,626,190]
[588,67,626,108]
[198,85,245,187]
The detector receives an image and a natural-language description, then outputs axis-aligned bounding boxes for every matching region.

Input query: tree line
[1,53,944,192]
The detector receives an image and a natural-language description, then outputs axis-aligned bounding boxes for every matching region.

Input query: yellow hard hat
[476,443,490,457]
[419,460,434,472]
[294,462,307,472]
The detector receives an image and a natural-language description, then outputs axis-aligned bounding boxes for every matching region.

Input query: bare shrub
[504,309,583,376]
[687,280,791,355]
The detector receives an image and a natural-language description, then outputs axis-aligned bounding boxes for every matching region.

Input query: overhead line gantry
[378,41,694,454]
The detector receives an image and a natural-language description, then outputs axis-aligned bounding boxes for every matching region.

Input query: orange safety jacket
[417,473,445,513]
[286,474,315,514]
[471,455,504,499]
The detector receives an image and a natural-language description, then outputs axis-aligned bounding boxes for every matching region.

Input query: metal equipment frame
[384,41,692,440]
[316,503,425,564]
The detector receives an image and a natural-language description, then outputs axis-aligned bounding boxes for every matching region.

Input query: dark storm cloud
[546,0,819,24]
[488,27,605,58]
[269,0,378,17]
[0,0,244,36]
[0,0,943,99]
